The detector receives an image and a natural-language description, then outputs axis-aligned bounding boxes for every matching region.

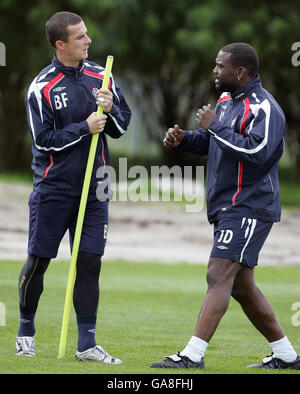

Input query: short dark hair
[45,11,83,48]
[221,42,259,78]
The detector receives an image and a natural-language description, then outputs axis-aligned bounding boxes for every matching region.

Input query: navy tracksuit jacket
[25,55,131,196]
[180,76,286,224]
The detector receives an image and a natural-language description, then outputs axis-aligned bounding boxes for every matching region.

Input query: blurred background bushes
[0,0,300,184]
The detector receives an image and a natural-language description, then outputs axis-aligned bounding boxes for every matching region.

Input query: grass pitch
[0,259,299,375]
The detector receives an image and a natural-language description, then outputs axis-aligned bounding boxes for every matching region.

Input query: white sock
[180,336,208,362]
[270,336,298,363]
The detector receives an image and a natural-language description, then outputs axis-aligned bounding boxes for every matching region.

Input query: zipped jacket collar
[231,75,262,101]
[52,54,84,76]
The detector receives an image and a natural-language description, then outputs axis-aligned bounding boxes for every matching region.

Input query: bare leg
[231,266,284,342]
[194,257,242,342]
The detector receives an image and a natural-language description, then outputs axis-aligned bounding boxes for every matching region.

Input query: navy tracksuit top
[25,55,131,196]
[180,76,286,224]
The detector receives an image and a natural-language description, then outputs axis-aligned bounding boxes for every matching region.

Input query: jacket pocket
[267,173,274,192]
[42,154,53,179]
[260,172,274,194]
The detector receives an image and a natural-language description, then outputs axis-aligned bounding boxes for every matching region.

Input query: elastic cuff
[76,314,97,325]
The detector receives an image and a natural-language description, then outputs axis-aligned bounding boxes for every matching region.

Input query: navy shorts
[27,191,109,259]
[210,216,273,268]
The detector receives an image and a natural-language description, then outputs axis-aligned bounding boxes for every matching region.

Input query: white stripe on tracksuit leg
[240,218,257,262]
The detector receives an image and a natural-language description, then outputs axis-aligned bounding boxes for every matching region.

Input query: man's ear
[237,66,247,81]
[55,40,65,50]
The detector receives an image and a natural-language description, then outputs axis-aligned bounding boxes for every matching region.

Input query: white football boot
[75,345,122,364]
[15,336,36,357]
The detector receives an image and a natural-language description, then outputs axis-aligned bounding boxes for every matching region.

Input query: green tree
[1,0,300,172]
[0,0,73,172]
[84,0,300,170]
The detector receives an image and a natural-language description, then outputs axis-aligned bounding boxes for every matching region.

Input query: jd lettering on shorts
[217,230,233,244]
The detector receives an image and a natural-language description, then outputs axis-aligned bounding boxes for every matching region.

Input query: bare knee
[231,281,246,302]
[231,268,256,302]
[206,257,241,290]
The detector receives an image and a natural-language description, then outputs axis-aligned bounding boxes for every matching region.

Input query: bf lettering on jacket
[54,92,68,110]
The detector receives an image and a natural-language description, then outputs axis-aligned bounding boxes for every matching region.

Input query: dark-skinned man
[151,42,300,370]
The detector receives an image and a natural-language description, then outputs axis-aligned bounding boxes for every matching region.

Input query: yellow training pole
[58,55,114,359]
